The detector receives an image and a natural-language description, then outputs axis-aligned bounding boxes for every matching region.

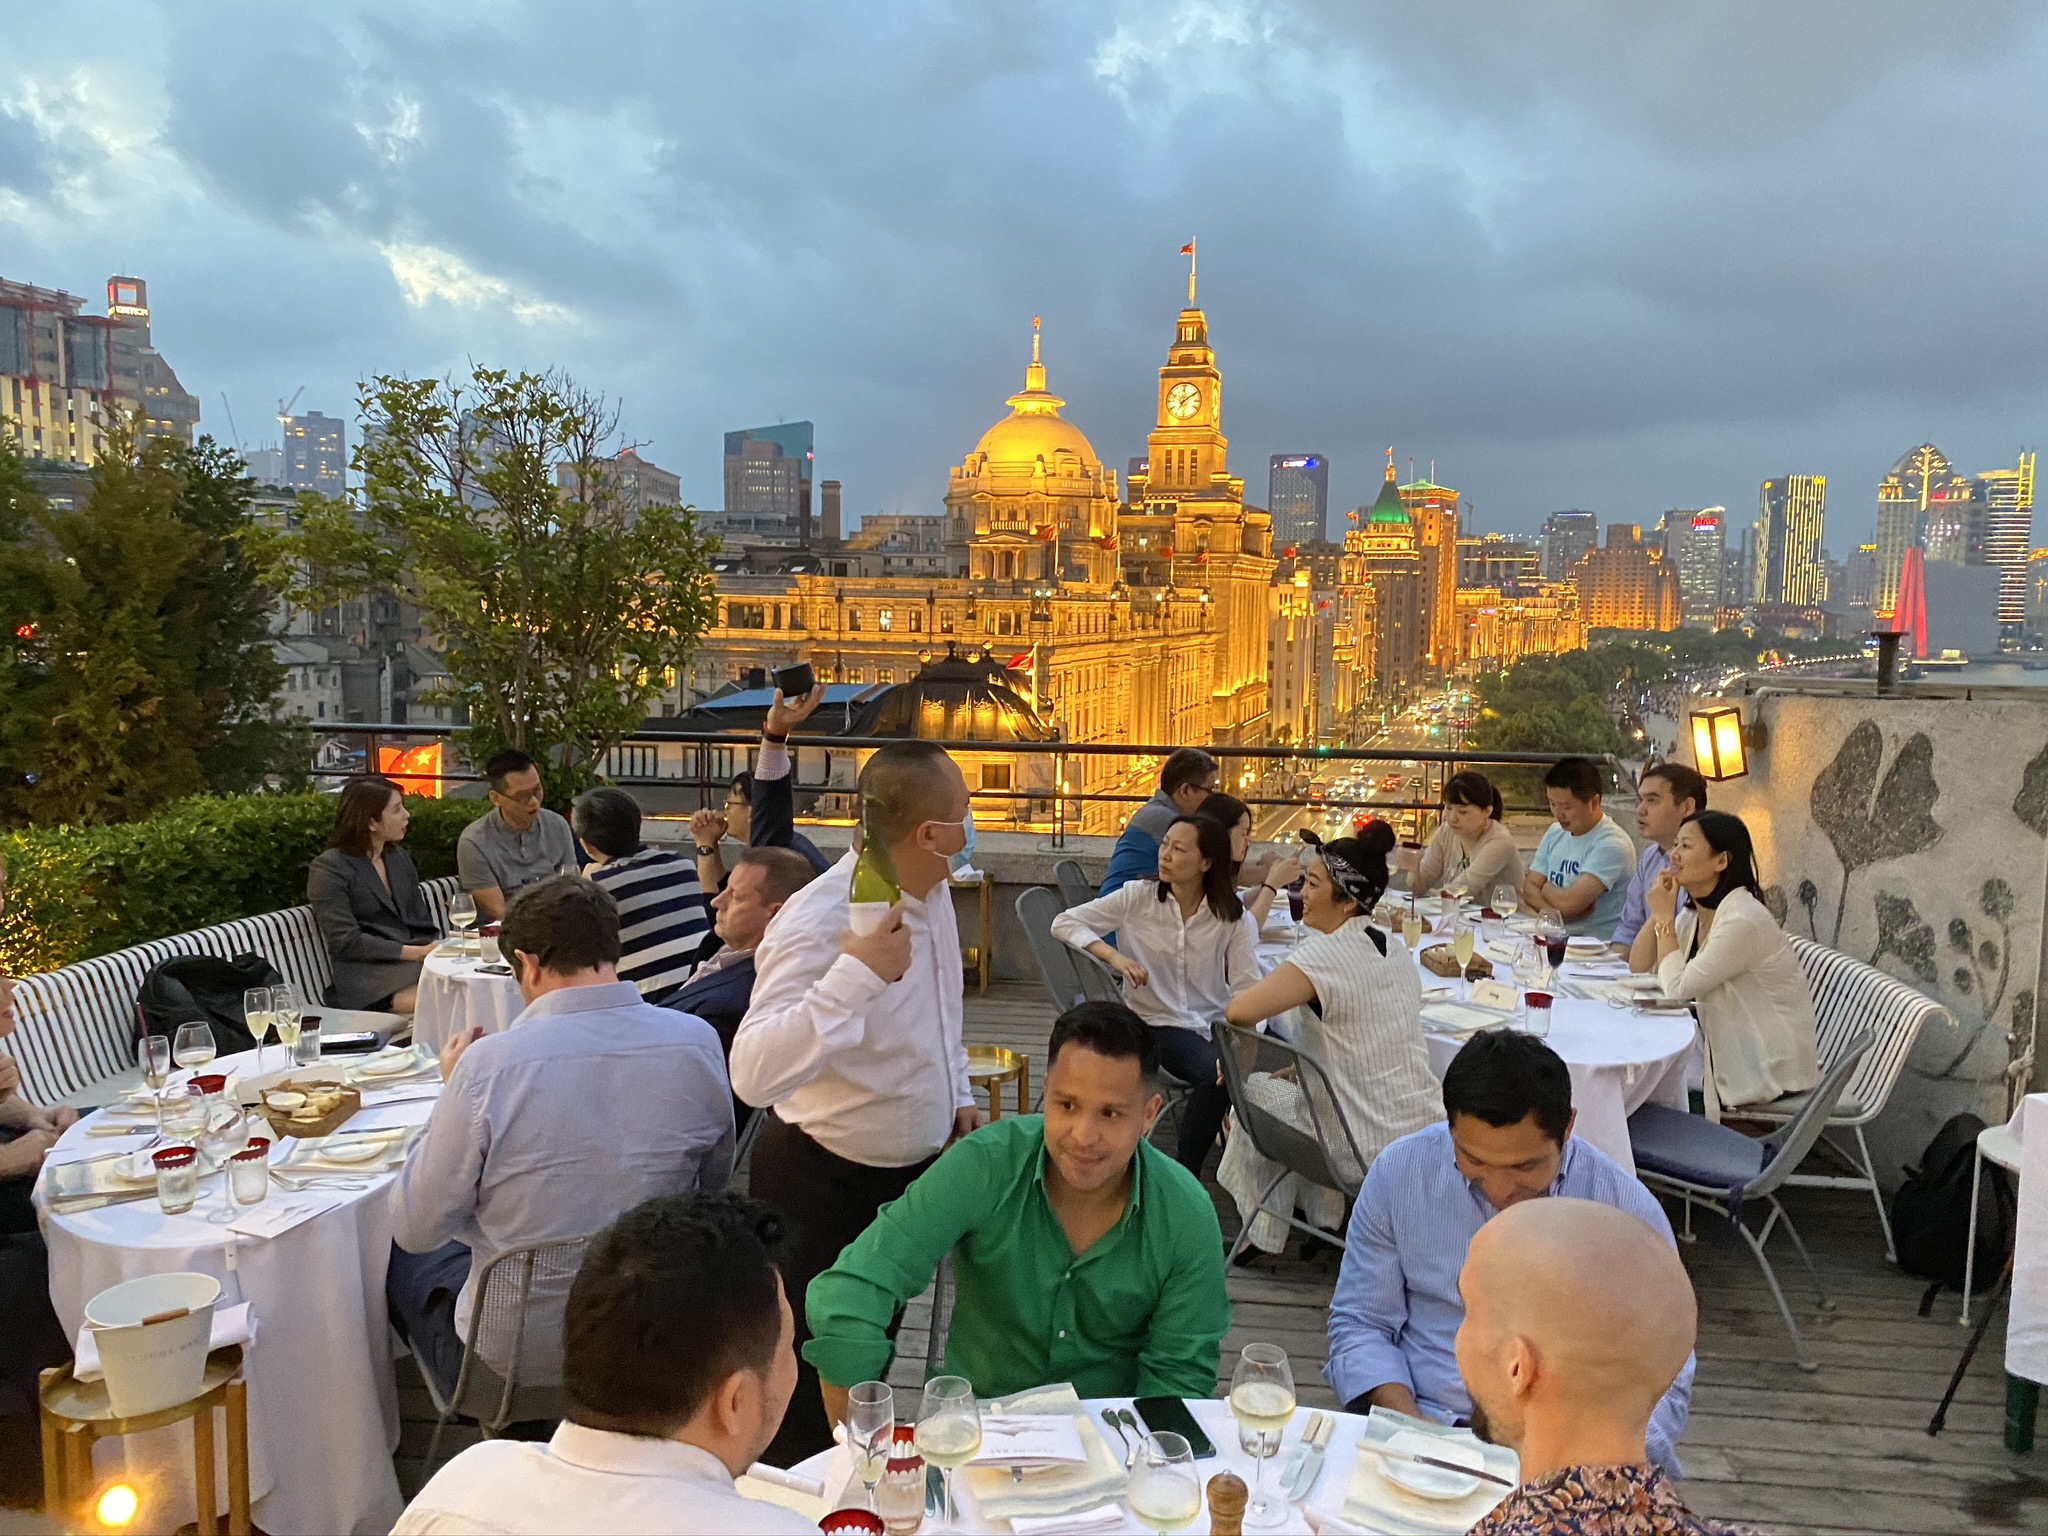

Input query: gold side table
[40,1344,251,1536]
[967,1045,1029,1120]
[951,870,995,995]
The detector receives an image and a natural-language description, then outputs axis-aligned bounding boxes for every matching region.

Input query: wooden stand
[39,1344,251,1536]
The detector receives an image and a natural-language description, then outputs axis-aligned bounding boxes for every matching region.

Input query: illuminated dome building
[1348,452,1428,693]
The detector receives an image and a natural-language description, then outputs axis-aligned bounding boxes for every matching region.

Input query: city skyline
[6,4,2048,539]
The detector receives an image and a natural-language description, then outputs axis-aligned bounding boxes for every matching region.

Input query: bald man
[730,740,982,1464]
[1456,1198,1759,1535]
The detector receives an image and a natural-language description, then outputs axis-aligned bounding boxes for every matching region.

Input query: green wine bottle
[848,798,901,936]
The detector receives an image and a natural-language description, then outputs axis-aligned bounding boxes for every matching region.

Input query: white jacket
[1656,886,1821,1117]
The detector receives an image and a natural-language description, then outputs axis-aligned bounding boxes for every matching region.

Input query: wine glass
[914,1375,981,1528]
[1128,1431,1201,1532]
[244,987,274,1072]
[159,1083,206,1145]
[847,1381,894,1512]
[1537,911,1568,985]
[448,892,478,955]
[172,1021,216,1076]
[138,1036,172,1128]
[1401,900,1424,952]
[1492,883,1520,922]
[1451,919,1477,999]
[1228,1344,1297,1530]
[271,984,303,1069]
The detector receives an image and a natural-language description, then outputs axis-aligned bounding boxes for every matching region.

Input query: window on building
[730,602,768,629]
[909,610,924,633]
[850,668,865,683]
[980,762,1012,792]
[846,608,862,631]
[879,609,894,631]
[941,610,955,633]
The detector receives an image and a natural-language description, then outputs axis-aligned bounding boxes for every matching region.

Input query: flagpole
[1187,238,1197,306]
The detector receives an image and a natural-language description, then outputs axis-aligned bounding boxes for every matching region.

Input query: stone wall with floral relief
[1687,691,2048,1185]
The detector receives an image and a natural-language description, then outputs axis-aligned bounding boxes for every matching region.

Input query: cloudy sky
[6,1,2045,544]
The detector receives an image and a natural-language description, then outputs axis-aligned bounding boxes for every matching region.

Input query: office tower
[1267,454,1329,549]
[0,273,198,465]
[1845,544,1879,608]
[721,421,815,545]
[1875,443,1967,615]
[1538,510,1600,580]
[1977,452,2036,636]
[1675,508,1726,626]
[820,479,843,544]
[280,410,347,495]
[1399,472,1460,671]
[1755,475,1827,605]
[1571,524,1682,630]
[1349,457,1428,692]
[553,447,680,522]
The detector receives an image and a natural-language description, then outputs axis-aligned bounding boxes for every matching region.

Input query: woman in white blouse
[1217,822,1444,1258]
[1051,815,1260,1172]
[1630,810,1820,1117]
[1388,770,1525,900]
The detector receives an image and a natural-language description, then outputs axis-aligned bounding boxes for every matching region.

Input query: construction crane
[276,387,304,437]
[219,393,244,449]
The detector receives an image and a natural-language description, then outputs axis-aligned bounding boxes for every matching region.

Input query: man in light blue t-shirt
[1520,757,1636,939]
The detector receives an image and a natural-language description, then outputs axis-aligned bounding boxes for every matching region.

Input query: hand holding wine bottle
[842,904,912,982]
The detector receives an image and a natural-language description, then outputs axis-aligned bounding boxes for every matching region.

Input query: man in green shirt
[808,1002,1231,1424]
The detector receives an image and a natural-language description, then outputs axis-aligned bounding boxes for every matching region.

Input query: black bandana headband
[1299,829,1387,909]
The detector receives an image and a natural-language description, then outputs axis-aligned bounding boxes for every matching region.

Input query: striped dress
[587,847,712,1004]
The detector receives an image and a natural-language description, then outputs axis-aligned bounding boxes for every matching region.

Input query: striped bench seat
[7,877,459,1107]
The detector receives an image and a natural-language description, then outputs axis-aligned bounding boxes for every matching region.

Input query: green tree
[260,367,718,802]
[0,432,296,827]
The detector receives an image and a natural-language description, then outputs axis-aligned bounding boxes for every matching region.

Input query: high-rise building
[1978,452,2036,636]
[1267,454,1329,549]
[1267,568,1319,745]
[1398,473,1460,672]
[1351,454,1428,692]
[1572,524,1682,631]
[553,447,681,522]
[1755,475,1827,606]
[1458,533,1541,588]
[280,410,347,495]
[1844,543,1879,608]
[721,421,814,545]
[0,273,198,465]
[1538,510,1599,580]
[1875,444,1968,616]
[1674,508,1726,626]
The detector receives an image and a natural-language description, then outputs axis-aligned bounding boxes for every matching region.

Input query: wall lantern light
[1689,704,1759,780]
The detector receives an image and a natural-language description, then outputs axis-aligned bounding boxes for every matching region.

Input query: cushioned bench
[7,877,459,1106]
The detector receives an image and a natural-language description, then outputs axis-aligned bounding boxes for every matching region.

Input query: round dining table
[411,945,526,1053]
[34,1048,443,1536]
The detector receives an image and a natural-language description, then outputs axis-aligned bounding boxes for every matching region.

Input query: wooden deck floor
[397,984,2048,1534]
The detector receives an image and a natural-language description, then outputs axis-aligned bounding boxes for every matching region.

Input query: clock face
[1166,382,1201,421]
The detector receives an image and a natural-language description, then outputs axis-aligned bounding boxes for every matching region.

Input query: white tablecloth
[412,947,525,1052]
[788,1395,1508,1533]
[35,1048,441,1536]
[2005,1093,2047,1384]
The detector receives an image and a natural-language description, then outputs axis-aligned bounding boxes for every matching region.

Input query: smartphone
[1131,1396,1218,1459]
[322,1031,382,1053]
[771,661,816,699]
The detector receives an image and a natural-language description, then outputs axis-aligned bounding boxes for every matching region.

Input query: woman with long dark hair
[1220,823,1443,1257]
[1631,810,1819,1116]
[1389,769,1524,899]
[308,776,441,1012]
[1196,792,1302,929]
[1051,814,1260,1172]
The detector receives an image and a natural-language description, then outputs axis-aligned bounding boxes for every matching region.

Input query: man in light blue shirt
[1611,762,1708,950]
[1326,1030,1693,1476]
[1520,757,1638,939]
[389,875,735,1396]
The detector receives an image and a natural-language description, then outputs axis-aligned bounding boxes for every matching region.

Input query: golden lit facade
[1571,524,1682,631]
[1455,584,1586,669]
[1398,477,1461,672]
[1349,456,1428,692]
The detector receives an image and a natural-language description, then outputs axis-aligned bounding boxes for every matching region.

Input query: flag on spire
[1178,242,1194,255]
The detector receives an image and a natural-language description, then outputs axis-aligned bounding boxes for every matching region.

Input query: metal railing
[304,722,1618,848]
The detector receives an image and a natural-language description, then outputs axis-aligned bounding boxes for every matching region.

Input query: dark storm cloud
[5,0,2045,538]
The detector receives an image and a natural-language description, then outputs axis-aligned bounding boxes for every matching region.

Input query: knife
[1278,1411,1322,1493]
[1364,1441,1516,1488]
[1288,1411,1336,1499]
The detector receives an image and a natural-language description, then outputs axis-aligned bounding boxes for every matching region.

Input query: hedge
[0,793,492,976]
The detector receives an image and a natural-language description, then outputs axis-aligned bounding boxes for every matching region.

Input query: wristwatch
[695,844,720,858]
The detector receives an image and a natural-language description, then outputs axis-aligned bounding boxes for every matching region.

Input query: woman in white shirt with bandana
[1051,814,1260,1172]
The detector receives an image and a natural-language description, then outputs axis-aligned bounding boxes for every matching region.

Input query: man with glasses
[458,748,579,922]
[730,741,982,1464]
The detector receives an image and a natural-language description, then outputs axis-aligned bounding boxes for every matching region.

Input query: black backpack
[1891,1111,2016,1314]
[134,953,286,1059]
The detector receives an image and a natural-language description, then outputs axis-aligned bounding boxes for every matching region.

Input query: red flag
[1179,242,1195,255]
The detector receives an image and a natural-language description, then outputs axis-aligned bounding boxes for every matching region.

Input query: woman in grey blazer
[309,777,442,1012]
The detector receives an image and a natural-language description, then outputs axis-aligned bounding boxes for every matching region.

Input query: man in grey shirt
[387,875,735,1395]
[458,748,579,921]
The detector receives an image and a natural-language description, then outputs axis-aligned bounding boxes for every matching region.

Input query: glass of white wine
[271,983,303,1070]
[1228,1344,1296,1530]
[138,1036,172,1129]
[448,891,478,956]
[847,1380,894,1512]
[914,1375,981,1529]
[1128,1430,1201,1532]
[1401,900,1424,952]
[1492,883,1521,922]
[244,987,275,1073]
[1451,919,1478,1000]
[172,1021,217,1077]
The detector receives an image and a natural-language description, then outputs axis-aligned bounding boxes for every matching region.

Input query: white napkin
[1010,1505,1131,1535]
[226,1191,347,1240]
[75,1302,255,1381]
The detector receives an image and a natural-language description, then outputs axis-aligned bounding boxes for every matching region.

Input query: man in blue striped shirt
[1326,1031,1694,1476]
[574,788,712,1005]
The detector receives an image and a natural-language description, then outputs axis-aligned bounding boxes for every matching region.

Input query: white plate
[1376,1430,1482,1500]
[312,1138,387,1164]
[356,1051,420,1078]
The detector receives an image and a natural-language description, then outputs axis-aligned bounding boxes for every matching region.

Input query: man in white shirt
[392,1191,815,1535]
[388,876,735,1398]
[731,739,982,1463]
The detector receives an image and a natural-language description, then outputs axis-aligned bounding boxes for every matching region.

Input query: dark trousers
[748,1114,935,1467]
[0,1227,69,1507]
[386,1241,472,1401]
[1153,1025,1228,1176]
